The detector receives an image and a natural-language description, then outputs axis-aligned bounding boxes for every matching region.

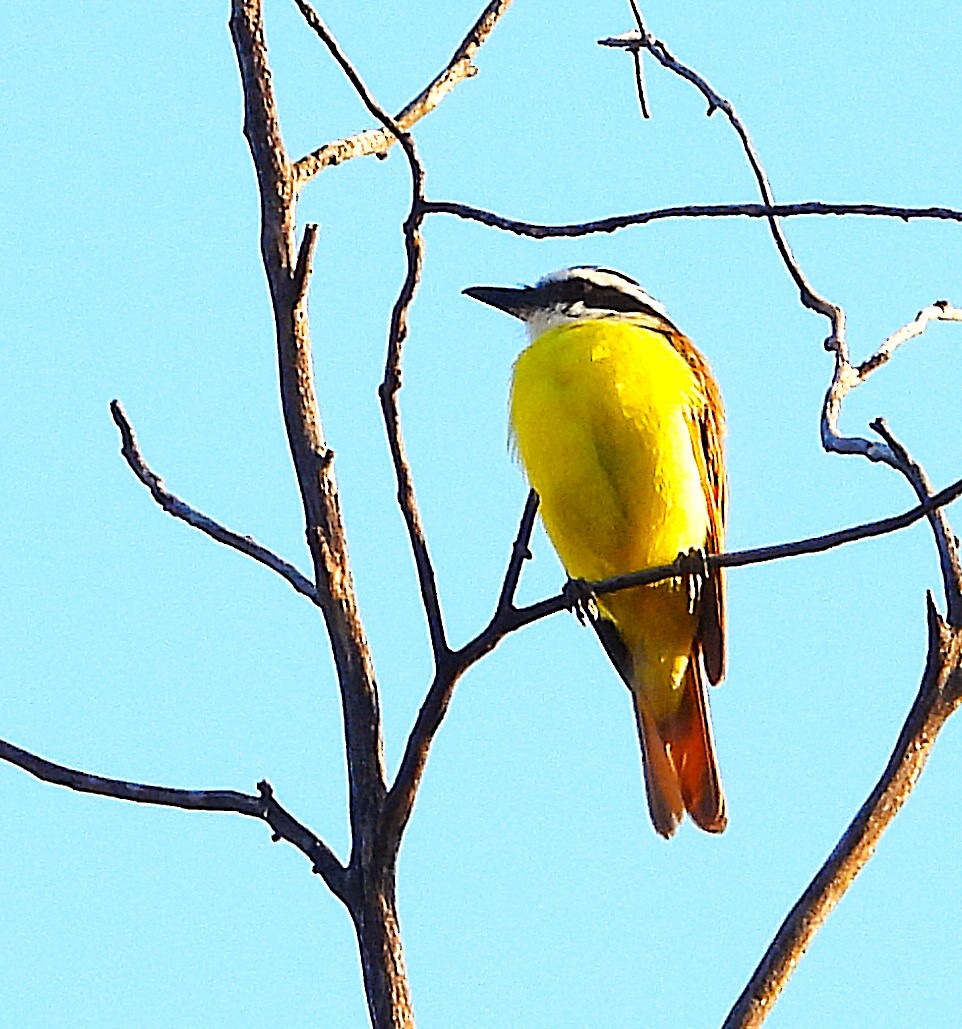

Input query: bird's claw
[677,547,709,615]
[564,577,599,626]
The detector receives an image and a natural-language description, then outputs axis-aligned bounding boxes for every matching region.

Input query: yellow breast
[510,318,711,583]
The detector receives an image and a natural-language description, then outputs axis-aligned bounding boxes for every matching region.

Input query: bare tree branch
[0,737,349,900]
[230,2,388,859]
[872,419,962,625]
[226,22,404,1018]
[600,28,843,345]
[601,12,962,615]
[724,598,962,1028]
[110,400,319,604]
[423,198,962,237]
[600,21,962,664]
[383,489,540,849]
[821,300,962,465]
[292,0,513,184]
[292,0,448,662]
[818,298,962,622]
[383,468,962,852]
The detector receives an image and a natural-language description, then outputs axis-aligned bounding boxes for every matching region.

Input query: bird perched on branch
[464,266,728,837]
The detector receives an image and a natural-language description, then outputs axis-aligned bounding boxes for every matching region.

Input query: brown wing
[672,330,728,686]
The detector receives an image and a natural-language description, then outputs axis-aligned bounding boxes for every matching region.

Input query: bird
[463,266,728,838]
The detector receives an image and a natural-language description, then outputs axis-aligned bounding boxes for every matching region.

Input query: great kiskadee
[464,266,728,837]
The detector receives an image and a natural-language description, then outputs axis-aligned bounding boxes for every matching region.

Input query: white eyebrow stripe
[535,266,672,321]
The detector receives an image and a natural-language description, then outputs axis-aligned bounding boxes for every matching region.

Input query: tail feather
[632,660,726,837]
[668,661,727,833]
[633,702,684,838]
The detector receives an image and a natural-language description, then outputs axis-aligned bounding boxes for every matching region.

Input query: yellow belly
[510,319,710,717]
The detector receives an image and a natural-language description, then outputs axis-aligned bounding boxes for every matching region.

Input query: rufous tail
[633,660,727,838]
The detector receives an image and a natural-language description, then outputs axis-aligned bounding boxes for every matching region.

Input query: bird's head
[463,266,675,339]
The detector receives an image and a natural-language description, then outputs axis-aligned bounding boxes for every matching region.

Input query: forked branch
[822,301,962,465]
[381,470,962,853]
[600,24,843,342]
[292,0,513,183]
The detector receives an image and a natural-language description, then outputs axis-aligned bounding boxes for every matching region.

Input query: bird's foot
[563,577,599,626]
[676,547,709,614]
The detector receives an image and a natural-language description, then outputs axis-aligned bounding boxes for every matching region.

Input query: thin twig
[857,300,962,377]
[383,488,540,850]
[872,419,962,625]
[292,221,320,308]
[0,737,349,900]
[600,28,843,345]
[424,198,962,238]
[110,400,319,604]
[292,0,448,661]
[625,0,650,118]
[293,0,513,184]
[494,488,540,615]
[821,301,962,463]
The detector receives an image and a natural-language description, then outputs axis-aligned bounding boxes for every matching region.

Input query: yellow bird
[464,266,728,837]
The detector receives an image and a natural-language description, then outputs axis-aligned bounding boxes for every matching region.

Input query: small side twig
[625,0,651,118]
[494,488,540,615]
[821,301,962,464]
[110,400,319,604]
[292,0,513,184]
[0,737,348,901]
[292,221,320,308]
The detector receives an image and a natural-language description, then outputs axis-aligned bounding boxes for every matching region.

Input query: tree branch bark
[231,4,407,1024]
[231,0,387,840]
[724,598,962,1028]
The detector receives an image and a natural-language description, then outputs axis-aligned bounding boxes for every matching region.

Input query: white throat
[523,303,671,342]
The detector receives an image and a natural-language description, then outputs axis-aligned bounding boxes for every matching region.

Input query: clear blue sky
[3,2,962,1026]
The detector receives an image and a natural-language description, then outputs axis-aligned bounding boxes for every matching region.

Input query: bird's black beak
[462,284,535,320]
